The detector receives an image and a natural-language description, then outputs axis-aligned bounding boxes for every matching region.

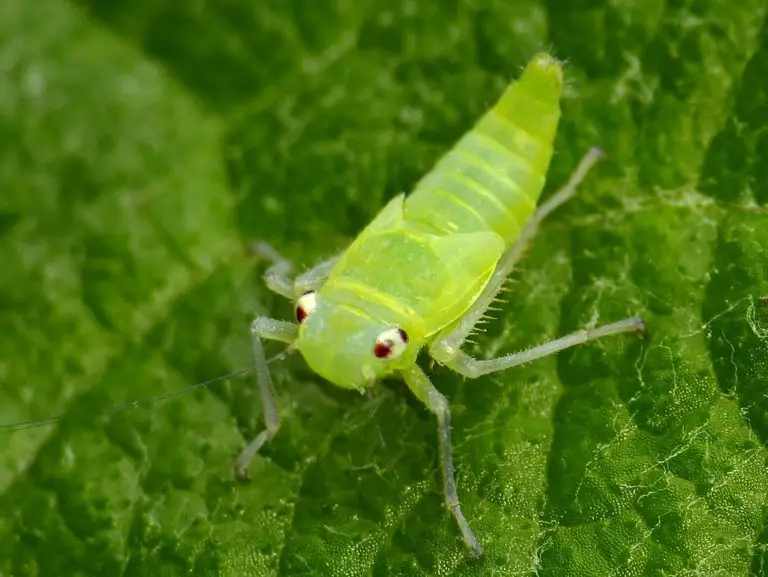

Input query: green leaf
[1,0,767,575]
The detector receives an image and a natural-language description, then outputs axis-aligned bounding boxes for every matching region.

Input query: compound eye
[373,327,409,359]
[295,290,317,323]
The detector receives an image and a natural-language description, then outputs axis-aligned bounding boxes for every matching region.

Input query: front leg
[401,364,483,557]
[251,241,341,299]
[234,316,297,478]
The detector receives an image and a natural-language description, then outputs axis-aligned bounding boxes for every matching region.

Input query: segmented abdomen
[403,54,563,246]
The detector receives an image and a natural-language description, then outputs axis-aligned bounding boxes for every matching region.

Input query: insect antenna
[0,368,257,433]
[365,388,387,449]
[0,344,299,434]
[267,344,297,364]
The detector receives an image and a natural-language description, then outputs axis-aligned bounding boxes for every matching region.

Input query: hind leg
[430,147,606,360]
[434,317,645,378]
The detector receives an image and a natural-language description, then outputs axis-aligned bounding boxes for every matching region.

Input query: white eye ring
[295,290,317,323]
[373,327,409,360]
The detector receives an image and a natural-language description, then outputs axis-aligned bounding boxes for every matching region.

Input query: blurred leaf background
[1,0,768,575]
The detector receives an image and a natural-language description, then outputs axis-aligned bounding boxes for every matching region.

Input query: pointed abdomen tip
[516,53,563,106]
[527,53,563,86]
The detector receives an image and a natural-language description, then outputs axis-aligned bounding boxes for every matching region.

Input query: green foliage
[1,0,767,575]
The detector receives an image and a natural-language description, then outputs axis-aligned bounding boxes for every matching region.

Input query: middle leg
[401,363,484,557]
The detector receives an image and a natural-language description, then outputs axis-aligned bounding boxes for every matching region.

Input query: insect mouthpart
[362,364,376,383]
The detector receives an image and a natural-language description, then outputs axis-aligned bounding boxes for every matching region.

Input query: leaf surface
[1,0,767,575]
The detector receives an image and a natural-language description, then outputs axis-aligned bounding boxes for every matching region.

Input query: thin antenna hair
[0,343,298,433]
[365,388,387,449]
[267,344,296,364]
[0,367,253,433]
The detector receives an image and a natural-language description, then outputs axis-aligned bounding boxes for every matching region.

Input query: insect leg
[251,241,342,299]
[434,316,645,378]
[430,148,605,359]
[251,241,295,298]
[293,253,342,294]
[401,363,484,558]
[234,316,297,479]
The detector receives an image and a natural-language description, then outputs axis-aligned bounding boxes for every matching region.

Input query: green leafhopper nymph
[237,53,646,557]
[0,53,645,559]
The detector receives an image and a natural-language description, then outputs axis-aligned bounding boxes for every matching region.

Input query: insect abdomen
[403,54,563,245]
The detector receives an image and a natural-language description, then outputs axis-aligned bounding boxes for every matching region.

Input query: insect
[236,53,645,557]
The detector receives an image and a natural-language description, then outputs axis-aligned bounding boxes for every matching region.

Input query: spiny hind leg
[401,364,483,558]
[430,147,606,357]
[433,316,645,378]
[251,241,341,299]
[235,316,297,479]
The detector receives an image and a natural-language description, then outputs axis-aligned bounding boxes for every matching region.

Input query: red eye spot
[295,290,317,324]
[373,340,393,359]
